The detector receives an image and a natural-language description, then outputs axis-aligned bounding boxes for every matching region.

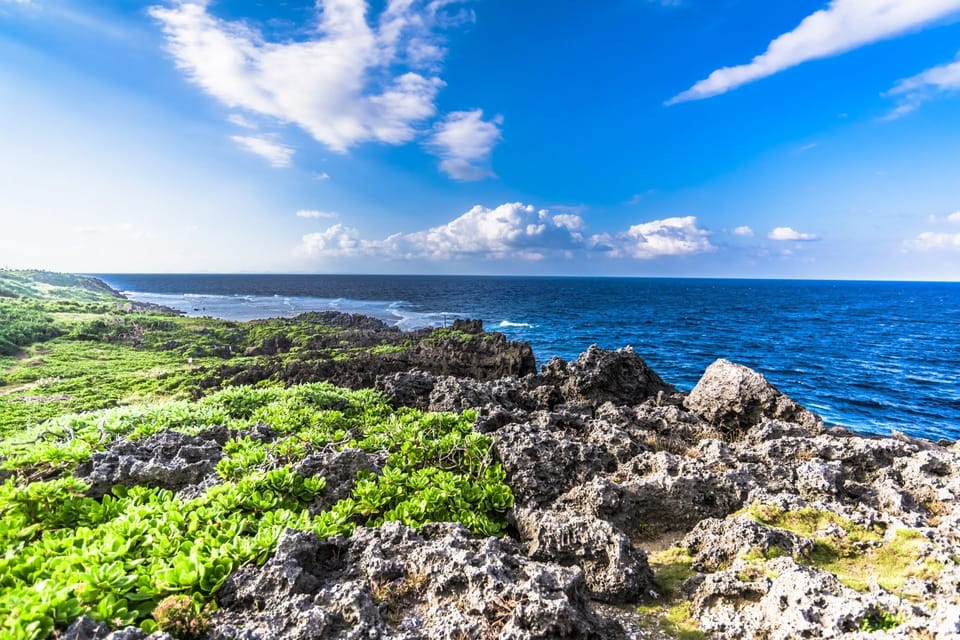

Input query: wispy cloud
[732,225,755,237]
[230,135,294,167]
[908,231,960,251]
[884,55,960,119]
[227,113,257,129]
[768,226,820,241]
[426,110,503,180]
[298,203,713,261]
[296,209,338,219]
[150,0,499,177]
[668,0,960,105]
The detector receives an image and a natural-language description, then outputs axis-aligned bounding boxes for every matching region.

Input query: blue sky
[2,0,960,279]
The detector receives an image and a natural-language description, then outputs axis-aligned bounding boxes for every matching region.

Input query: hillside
[0,270,125,303]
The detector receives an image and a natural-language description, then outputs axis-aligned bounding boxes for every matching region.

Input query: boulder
[684,359,822,437]
[535,346,676,409]
[514,508,654,603]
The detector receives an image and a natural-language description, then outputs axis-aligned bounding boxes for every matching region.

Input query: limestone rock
[211,523,625,640]
[684,359,822,437]
[514,507,654,603]
[74,427,228,498]
[535,346,675,409]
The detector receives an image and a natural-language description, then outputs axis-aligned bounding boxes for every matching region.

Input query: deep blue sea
[96,275,960,442]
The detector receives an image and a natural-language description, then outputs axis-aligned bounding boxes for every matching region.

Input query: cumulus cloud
[732,225,755,237]
[230,135,294,167]
[768,226,820,241]
[950,211,960,223]
[885,55,960,118]
[591,216,714,259]
[299,203,582,261]
[150,1,499,176]
[668,0,960,104]
[297,203,713,262]
[426,110,503,180]
[296,209,338,219]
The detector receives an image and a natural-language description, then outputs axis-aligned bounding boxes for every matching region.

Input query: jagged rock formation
[74,427,230,499]
[207,317,537,391]
[55,328,960,639]
[210,524,623,639]
[376,345,960,639]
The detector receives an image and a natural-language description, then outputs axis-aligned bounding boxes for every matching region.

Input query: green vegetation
[636,546,705,640]
[149,595,213,639]
[0,270,123,303]
[859,608,903,633]
[744,501,935,612]
[0,271,517,639]
[0,383,513,639]
[0,299,62,356]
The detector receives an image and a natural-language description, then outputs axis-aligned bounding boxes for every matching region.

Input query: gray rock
[61,617,110,640]
[211,523,625,639]
[493,414,617,507]
[684,359,822,438]
[680,516,813,572]
[293,447,386,513]
[688,557,908,640]
[536,346,676,409]
[514,507,654,603]
[74,427,227,498]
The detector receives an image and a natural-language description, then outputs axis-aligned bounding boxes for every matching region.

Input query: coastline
[1,272,959,638]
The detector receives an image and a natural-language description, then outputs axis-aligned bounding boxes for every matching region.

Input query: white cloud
[908,231,960,251]
[299,203,582,261]
[732,225,755,237]
[885,55,960,118]
[230,135,294,167]
[299,224,365,256]
[668,0,960,104]
[949,211,960,223]
[150,0,493,174]
[591,216,713,259]
[426,110,503,180]
[297,203,713,262]
[227,113,257,129]
[769,226,820,241]
[315,172,331,181]
[296,209,338,219]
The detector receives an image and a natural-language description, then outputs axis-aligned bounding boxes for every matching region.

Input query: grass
[744,501,937,603]
[636,546,705,640]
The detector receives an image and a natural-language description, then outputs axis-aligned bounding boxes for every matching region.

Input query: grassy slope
[0,272,513,639]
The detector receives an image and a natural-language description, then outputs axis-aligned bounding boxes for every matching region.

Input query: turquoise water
[98,275,960,441]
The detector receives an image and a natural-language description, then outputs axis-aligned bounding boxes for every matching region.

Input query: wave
[498,320,534,328]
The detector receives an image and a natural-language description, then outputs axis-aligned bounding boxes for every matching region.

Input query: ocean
[96,274,960,442]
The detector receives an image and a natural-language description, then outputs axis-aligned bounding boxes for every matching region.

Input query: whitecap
[498,320,534,328]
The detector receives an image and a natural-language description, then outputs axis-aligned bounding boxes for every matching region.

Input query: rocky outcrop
[209,317,537,392]
[211,524,625,640]
[53,333,960,639]
[74,427,230,499]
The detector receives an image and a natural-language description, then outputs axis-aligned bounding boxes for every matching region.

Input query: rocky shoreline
[52,317,960,639]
